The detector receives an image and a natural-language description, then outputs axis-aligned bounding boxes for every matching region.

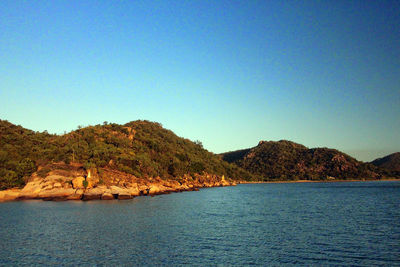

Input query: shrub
[16,158,36,178]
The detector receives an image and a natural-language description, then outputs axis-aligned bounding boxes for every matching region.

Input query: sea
[0,181,399,266]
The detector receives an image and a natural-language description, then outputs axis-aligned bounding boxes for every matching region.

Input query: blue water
[0,181,399,266]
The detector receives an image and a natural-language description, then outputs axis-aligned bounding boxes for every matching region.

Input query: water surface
[0,181,399,266]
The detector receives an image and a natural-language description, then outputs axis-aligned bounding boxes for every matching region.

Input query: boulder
[96,185,108,190]
[149,184,170,195]
[128,186,140,197]
[72,177,85,189]
[117,193,132,200]
[63,182,73,189]
[0,189,21,202]
[138,185,150,195]
[109,185,124,194]
[67,194,83,200]
[109,186,133,200]
[178,184,190,190]
[110,185,129,195]
[18,179,42,199]
[44,175,66,182]
[202,182,213,188]
[220,179,230,186]
[163,180,181,189]
[38,188,76,201]
[82,188,104,201]
[67,189,84,200]
[101,192,115,200]
[86,177,97,188]
[126,183,140,196]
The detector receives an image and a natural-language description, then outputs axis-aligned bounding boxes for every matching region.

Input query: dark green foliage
[0,120,45,189]
[0,119,254,189]
[188,162,205,174]
[0,157,36,190]
[16,158,36,178]
[221,148,250,163]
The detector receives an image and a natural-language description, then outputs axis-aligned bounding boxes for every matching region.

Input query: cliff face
[0,119,252,192]
[221,140,385,180]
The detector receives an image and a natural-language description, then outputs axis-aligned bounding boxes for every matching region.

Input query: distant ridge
[371,152,400,175]
[221,140,395,181]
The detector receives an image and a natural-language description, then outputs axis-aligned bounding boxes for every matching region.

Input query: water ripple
[0,181,399,266]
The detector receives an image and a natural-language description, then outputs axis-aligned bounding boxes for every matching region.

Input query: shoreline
[0,177,235,203]
[239,178,400,184]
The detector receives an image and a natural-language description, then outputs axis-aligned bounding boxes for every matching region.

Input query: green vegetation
[0,120,50,189]
[1,119,397,190]
[221,140,395,181]
[0,119,253,190]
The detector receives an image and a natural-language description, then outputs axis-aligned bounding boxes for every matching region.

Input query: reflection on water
[0,181,399,265]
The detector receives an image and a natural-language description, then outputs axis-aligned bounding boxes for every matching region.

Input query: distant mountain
[371,152,400,175]
[0,119,253,190]
[221,140,388,181]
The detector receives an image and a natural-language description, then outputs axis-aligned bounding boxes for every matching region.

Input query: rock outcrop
[72,177,85,189]
[101,192,114,200]
[0,189,21,202]
[0,171,236,202]
[82,188,104,201]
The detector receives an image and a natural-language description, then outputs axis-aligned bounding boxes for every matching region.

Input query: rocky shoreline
[0,172,235,202]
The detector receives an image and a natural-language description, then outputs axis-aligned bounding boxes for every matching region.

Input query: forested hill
[371,152,400,175]
[221,140,394,181]
[0,119,253,190]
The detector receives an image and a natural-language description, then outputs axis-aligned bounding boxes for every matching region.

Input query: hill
[0,119,253,191]
[221,140,388,181]
[371,152,400,175]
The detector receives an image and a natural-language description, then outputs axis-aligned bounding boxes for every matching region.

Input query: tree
[194,140,203,148]
[16,158,36,178]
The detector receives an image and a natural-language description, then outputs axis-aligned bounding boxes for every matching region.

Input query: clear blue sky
[1,0,399,162]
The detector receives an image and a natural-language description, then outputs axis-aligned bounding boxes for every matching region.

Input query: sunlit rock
[101,192,114,200]
[72,177,85,189]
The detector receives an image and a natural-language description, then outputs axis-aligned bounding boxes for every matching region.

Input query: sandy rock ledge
[0,173,237,202]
